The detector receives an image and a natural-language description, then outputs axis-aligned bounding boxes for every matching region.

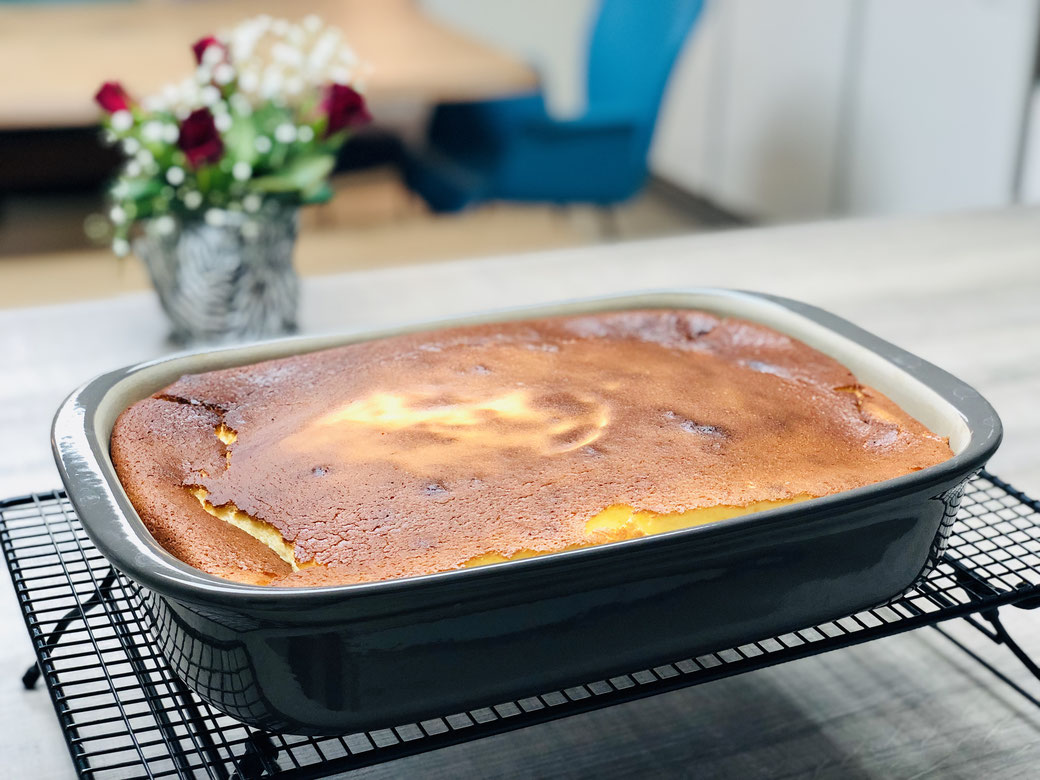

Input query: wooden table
[0,0,537,130]
[1,210,1039,777]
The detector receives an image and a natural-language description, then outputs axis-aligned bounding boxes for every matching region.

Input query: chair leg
[597,206,622,241]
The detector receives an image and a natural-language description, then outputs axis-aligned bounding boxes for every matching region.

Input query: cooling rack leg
[934,608,1040,710]
[21,662,41,690]
[230,732,280,780]
[20,569,118,692]
[980,608,1040,685]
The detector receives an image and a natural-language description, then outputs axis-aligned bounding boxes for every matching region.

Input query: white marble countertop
[2,208,1039,778]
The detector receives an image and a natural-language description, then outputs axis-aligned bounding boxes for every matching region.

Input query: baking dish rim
[51,288,1002,609]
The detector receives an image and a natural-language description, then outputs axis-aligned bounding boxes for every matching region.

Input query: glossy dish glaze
[52,291,1001,734]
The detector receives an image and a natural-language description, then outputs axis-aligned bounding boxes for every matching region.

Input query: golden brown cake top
[110,310,953,587]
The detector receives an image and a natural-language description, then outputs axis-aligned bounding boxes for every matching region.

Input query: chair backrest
[586,0,705,151]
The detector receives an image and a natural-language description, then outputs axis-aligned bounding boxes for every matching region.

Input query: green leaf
[120,177,163,201]
[250,154,336,196]
[224,116,258,164]
[196,166,213,193]
[301,182,334,204]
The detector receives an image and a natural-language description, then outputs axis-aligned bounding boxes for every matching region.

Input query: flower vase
[134,206,299,344]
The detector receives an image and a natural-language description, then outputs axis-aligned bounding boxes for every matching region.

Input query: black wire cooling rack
[3,472,1040,779]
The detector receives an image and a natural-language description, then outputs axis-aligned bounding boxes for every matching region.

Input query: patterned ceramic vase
[134,206,299,344]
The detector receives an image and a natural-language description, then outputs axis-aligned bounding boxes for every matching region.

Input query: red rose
[95,81,132,113]
[178,108,224,167]
[322,84,371,137]
[192,35,225,65]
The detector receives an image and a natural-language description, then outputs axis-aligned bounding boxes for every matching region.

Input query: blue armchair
[404,0,706,212]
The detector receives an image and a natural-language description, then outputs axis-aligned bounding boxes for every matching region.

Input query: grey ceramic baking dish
[52,290,1001,734]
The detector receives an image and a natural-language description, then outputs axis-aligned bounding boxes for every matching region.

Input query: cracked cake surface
[109,310,954,587]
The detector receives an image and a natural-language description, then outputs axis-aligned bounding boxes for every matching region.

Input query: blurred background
[3,0,1039,308]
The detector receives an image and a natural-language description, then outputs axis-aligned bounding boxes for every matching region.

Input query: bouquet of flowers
[94,14,371,256]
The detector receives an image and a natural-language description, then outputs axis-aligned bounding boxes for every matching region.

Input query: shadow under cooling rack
[2,472,1040,779]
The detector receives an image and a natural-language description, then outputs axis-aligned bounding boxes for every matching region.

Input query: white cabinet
[841,0,1039,216]
[653,0,1039,220]
[653,0,854,220]
[1019,84,1040,202]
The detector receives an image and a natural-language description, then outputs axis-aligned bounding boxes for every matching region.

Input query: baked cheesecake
[110,310,953,586]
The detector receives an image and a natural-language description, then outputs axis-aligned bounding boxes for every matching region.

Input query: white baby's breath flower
[142,121,164,143]
[110,110,133,132]
[229,38,254,64]
[254,135,273,154]
[162,84,180,105]
[122,137,140,155]
[166,166,185,186]
[155,215,176,235]
[214,112,233,133]
[195,66,213,85]
[230,21,264,63]
[202,44,225,67]
[260,66,284,99]
[112,238,130,257]
[142,96,166,113]
[273,42,304,68]
[229,94,252,115]
[179,77,199,102]
[204,208,226,227]
[102,129,118,145]
[243,193,262,213]
[218,15,367,108]
[238,69,260,94]
[136,149,154,167]
[183,190,203,209]
[200,85,221,107]
[308,30,340,73]
[297,125,314,143]
[109,205,127,224]
[110,181,130,199]
[274,123,296,144]
[125,161,142,177]
[162,124,179,144]
[214,63,236,86]
[232,161,252,181]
